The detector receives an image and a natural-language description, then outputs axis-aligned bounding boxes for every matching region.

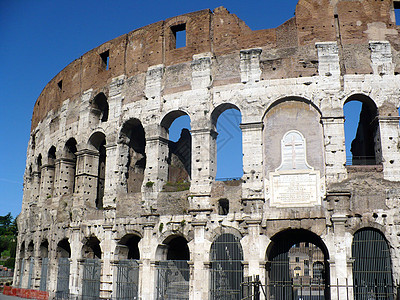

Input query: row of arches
[28,94,385,208]
[17,227,395,299]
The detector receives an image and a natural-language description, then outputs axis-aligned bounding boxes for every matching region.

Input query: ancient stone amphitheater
[14,0,400,299]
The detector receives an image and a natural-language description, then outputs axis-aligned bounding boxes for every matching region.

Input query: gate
[352,229,395,300]
[27,257,34,289]
[156,260,189,300]
[210,233,244,300]
[115,259,139,300]
[39,257,49,291]
[82,258,101,300]
[56,257,70,299]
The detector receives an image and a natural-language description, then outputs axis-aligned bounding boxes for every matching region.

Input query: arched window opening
[92,93,109,122]
[26,242,34,289]
[65,138,77,194]
[82,236,102,300]
[56,239,71,298]
[156,236,190,299]
[120,119,146,193]
[44,146,56,198]
[18,242,25,288]
[39,240,49,291]
[218,198,229,215]
[211,104,243,181]
[161,111,191,188]
[37,154,43,186]
[115,235,141,299]
[210,233,244,300]
[352,228,394,299]
[266,229,330,300]
[344,96,379,165]
[89,133,106,209]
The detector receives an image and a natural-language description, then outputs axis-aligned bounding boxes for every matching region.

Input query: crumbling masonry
[15,0,400,299]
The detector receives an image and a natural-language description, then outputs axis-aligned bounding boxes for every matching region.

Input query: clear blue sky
[1,1,396,218]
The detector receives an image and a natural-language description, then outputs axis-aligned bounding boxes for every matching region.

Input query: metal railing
[241,276,400,300]
[346,156,377,166]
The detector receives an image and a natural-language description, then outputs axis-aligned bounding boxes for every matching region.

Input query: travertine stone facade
[16,1,400,299]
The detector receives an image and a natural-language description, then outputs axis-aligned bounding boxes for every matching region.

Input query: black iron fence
[241,276,400,300]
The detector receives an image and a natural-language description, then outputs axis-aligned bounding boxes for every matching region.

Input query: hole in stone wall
[48,146,56,165]
[65,138,77,193]
[100,50,110,70]
[212,105,243,181]
[40,240,49,258]
[57,80,63,91]
[89,132,106,209]
[120,119,146,193]
[344,95,379,165]
[118,235,141,260]
[92,93,109,122]
[218,198,229,215]
[57,239,71,258]
[166,236,190,260]
[82,236,102,259]
[162,112,191,185]
[171,23,186,49]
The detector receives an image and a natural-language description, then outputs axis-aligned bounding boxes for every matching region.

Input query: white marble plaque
[269,130,321,207]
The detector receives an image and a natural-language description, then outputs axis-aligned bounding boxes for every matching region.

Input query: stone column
[240,48,262,84]
[69,226,81,296]
[103,143,118,209]
[328,214,352,300]
[31,171,41,205]
[240,122,264,202]
[53,158,76,198]
[321,117,347,183]
[139,220,157,300]
[369,41,394,76]
[190,221,209,300]
[378,116,400,181]
[74,149,99,208]
[190,128,217,200]
[100,224,114,299]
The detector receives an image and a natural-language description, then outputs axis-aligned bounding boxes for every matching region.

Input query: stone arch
[263,97,325,178]
[62,138,78,194]
[210,233,244,299]
[352,227,394,299]
[161,110,192,183]
[115,234,141,260]
[88,132,106,209]
[119,118,146,193]
[211,103,243,180]
[39,239,49,291]
[343,94,380,165]
[91,92,109,122]
[56,238,71,296]
[266,229,330,299]
[82,235,102,259]
[263,96,323,120]
[47,146,56,165]
[209,226,243,243]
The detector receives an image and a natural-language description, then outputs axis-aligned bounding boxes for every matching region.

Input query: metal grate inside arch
[352,229,395,300]
[210,233,244,300]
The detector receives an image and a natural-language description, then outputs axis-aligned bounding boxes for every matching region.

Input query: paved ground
[0,295,25,300]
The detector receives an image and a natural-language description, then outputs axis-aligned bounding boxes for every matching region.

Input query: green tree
[0,213,17,265]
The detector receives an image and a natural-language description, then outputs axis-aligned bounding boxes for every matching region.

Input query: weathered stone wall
[16,0,400,299]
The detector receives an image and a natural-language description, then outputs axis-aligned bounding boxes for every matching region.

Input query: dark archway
[81,236,102,300]
[266,229,330,300]
[89,132,106,209]
[39,240,49,291]
[352,228,394,299]
[210,233,243,300]
[56,239,71,298]
[64,138,77,193]
[92,92,109,122]
[120,119,146,193]
[156,235,190,299]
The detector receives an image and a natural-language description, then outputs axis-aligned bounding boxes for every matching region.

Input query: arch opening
[344,95,380,165]
[352,228,394,299]
[212,104,243,181]
[210,233,244,300]
[161,111,191,186]
[64,138,77,194]
[89,132,106,209]
[56,239,71,297]
[266,229,330,300]
[81,236,102,299]
[92,93,109,122]
[156,236,190,299]
[39,240,49,291]
[120,119,146,193]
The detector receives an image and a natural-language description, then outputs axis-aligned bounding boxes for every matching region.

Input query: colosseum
[13,0,400,299]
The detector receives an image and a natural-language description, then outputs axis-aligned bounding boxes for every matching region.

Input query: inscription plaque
[269,130,321,207]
